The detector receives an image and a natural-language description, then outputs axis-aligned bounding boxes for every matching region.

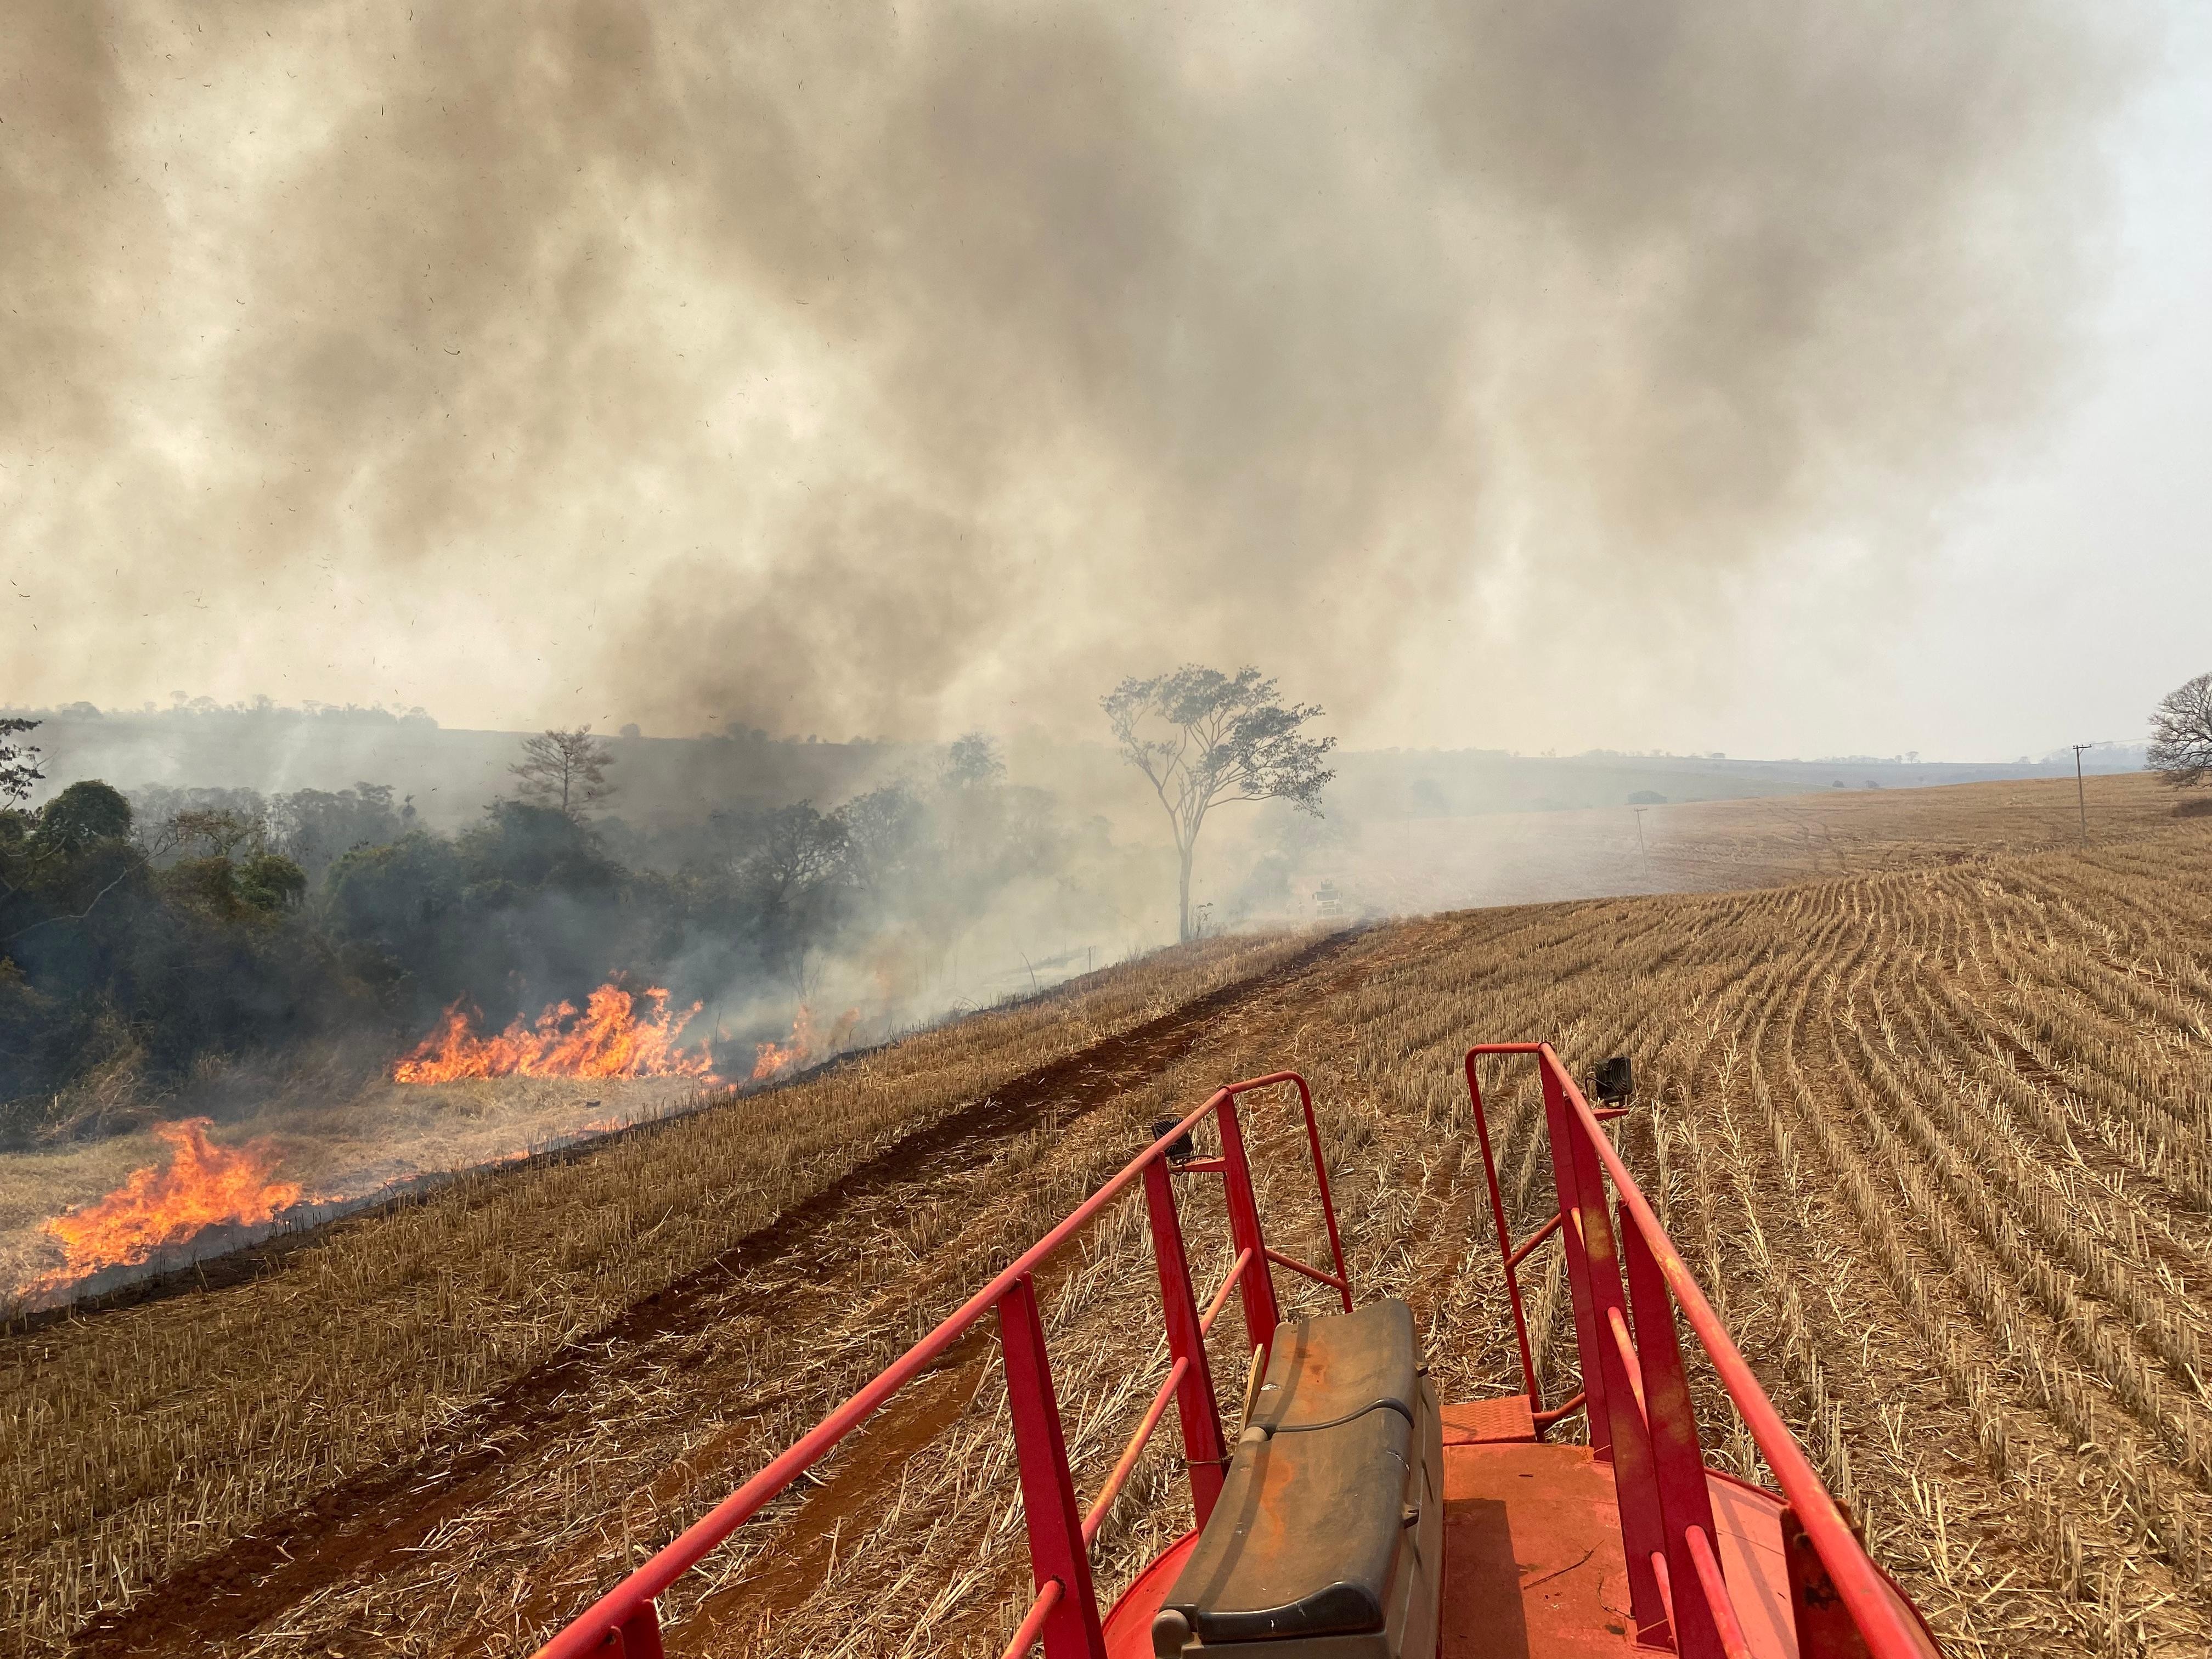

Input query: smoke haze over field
[1,2,2163,752]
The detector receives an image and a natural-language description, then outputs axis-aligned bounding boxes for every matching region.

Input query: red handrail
[532,1071,1344,1659]
[998,1579,1064,1659]
[1199,1248,1255,1334]
[1466,1043,1935,1659]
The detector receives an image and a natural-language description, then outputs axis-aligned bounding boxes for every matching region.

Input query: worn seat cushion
[1163,1404,1414,1642]
[1248,1297,1418,1434]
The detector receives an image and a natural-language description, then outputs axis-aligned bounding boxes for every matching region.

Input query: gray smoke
[1,1,2145,739]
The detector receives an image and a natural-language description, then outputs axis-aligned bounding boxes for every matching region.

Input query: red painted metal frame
[1465,1042,1931,1659]
[530,1071,1346,1659]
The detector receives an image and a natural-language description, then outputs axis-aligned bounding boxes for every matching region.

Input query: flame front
[394,984,719,1084]
[21,1118,303,1297]
[749,1005,861,1084]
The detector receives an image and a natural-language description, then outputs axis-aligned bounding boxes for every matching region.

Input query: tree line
[0,663,1341,1138]
[0,726,1129,1141]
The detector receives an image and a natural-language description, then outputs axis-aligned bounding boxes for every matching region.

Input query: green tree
[2,783,142,1013]
[836,783,925,899]
[1102,665,1334,942]
[267,783,402,878]
[36,781,133,854]
[325,833,465,960]
[459,800,619,895]
[0,719,41,808]
[236,852,308,912]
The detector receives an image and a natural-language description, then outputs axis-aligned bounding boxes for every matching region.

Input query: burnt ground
[74,927,1368,1658]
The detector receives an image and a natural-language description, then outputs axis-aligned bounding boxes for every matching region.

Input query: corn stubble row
[1240,820,2212,1659]
[9,801,2212,1659]
[1369,828,2212,1658]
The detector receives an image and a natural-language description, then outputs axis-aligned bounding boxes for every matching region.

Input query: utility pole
[1632,806,1651,884]
[2072,743,2091,844]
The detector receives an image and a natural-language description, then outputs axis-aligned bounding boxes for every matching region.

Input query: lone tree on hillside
[1103,665,1335,942]
[2149,671,2212,789]
[511,726,618,818]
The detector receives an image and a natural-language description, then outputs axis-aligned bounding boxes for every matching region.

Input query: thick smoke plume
[3,2,2141,740]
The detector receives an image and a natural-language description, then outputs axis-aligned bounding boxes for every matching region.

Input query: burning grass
[8,988,871,1305]
[393,983,719,1084]
[748,1005,863,1084]
[12,1119,305,1301]
[0,1073,721,1306]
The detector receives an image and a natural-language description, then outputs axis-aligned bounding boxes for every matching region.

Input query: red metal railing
[1466,1043,1936,1659]
[532,1071,1347,1659]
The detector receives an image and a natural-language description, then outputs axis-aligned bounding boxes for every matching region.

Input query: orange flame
[394,984,719,1084]
[21,1118,303,1297]
[749,1005,861,1084]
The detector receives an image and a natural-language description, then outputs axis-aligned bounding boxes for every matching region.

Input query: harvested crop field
[1337,769,2188,914]
[8,783,2212,1659]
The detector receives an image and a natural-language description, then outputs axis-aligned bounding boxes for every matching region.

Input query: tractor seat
[1246,1297,1418,1434]
[1155,1299,1441,1658]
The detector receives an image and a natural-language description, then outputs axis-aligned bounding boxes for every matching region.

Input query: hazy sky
[1712,3,2212,762]
[3,2,2204,760]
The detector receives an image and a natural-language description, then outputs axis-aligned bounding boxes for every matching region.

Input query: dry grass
[9,778,2212,1659]
[0,929,1314,1652]
[1344,770,2187,913]
[1637,769,2191,882]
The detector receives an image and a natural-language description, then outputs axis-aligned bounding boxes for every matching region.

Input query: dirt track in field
[72,929,1367,1658]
